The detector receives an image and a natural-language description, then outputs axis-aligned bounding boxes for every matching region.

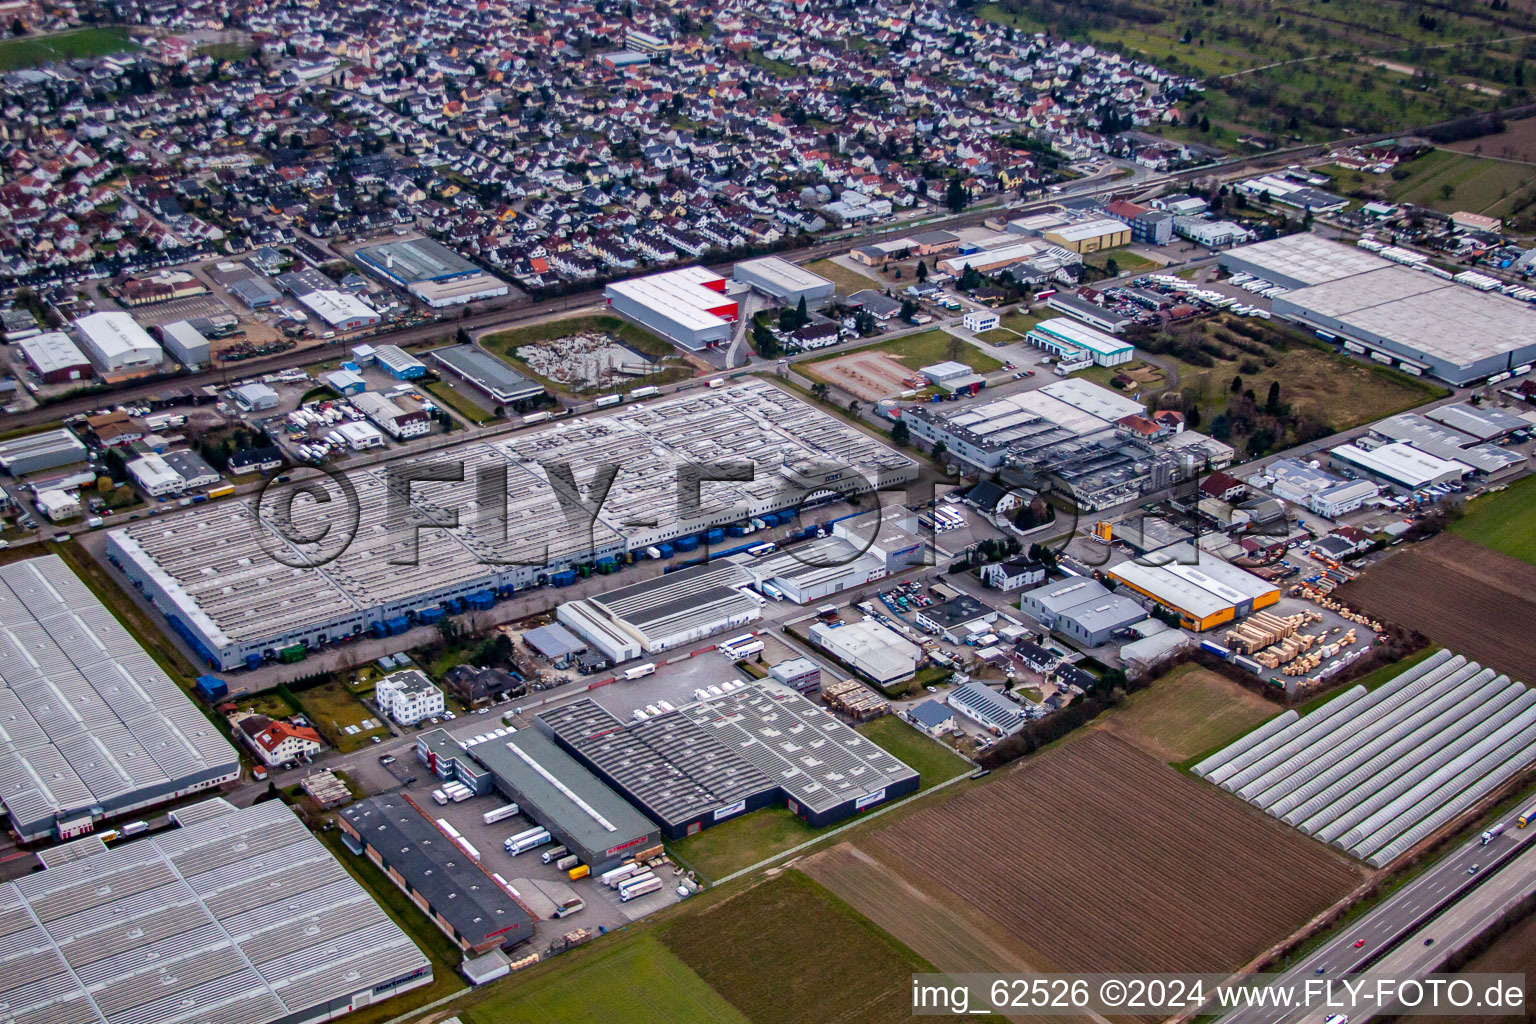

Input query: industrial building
[108,380,916,670]
[558,561,761,664]
[354,237,510,307]
[126,453,186,496]
[340,792,535,953]
[810,618,920,685]
[732,256,835,307]
[429,344,546,407]
[352,391,431,439]
[373,343,427,380]
[6,798,433,1024]
[1329,441,1471,493]
[1044,292,1133,334]
[541,681,919,835]
[17,331,92,383]
[1193,650,1536,867]
[233,381,279,411]
[1107,545,1280,631]
[0,427,87,476]
[298,289,382,331]
[727,506,926,604]
[1042,217,1132,253]
[1017,576,1146,646]
[1026,317,1134,365]
[1368,414,1526,483]
[603,267,738,350]
[423,727,661,873]
[0,556,241,840]
[158,319,211,367]
[947,681,1034,735]
[1223,235,1536,383]
[73,311,162,372]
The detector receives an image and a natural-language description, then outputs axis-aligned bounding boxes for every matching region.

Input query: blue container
[385,615,411,635]
[548,569,579,587]
[727,524,751,537]
[195,675,228,701]
[760,512,780,527]
[705,529,725,544]
[371,621,388,638]
[657,542,675,558]
[417,607,445,625]
[674,534,700,552]
[802,524,819,538]
[467,589,496,610]
[245,653,263,671]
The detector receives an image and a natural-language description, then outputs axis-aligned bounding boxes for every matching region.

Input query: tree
[900,298,918,322]
[1230,374,1244,394]
[916,259,928,282]
[1199,115,1210,133]
[891,419,911,446]
[1265,380,1282,414]
[455,325,471,345]
[946,334,966,362]
[810,382,830,402]
[931,440,949,462]
[10,17,24,35]
[1104,257,1119,277]
[847,399,862,417]
[958,264,981,291]
[1186,404,1202,430]
[794,295,808,328]
[1210,411,1232,441]
[753,320,780,357]
[778,306,800,332]
[945,177,967,213]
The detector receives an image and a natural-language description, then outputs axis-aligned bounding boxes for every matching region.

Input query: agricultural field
[981,0,1525,142]
[1450,474,1536,565]
[289,678,390,752]
[1448,115,1536,163]
[1318,149,1536,226]
[479,314,694,396]
[1098,663,1279,763]
[462,932,749,1024]
[817,732,1362,975]
[804,257,882,296]
[0,27,137,71]
[1338,534,1536,680]
[659,872,934,1024]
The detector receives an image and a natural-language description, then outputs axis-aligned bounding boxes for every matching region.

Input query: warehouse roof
[948,681,1030,734]
[298,288,379,326]
[1029,318,1134,358]
[341,792,531,947]
[1221,233,1390,286]
[2,798,430,1024]
[1332,440,1472,488]
[680,682,917,814]
[1047,217,1130,241]
[429,344,544,403]
[523,622,588,660]
[0,428,87,473]
[1370,414,1523,476]
[605,266,735,333]
[1422,402,1528,441]
[355,237,481,283]
[583,560,759,649]
[1109,545,1279,621]
[74,312,161,362]
[0,556,239,838]
[463,727,656,858]
[733,256,832,294]
[17,331,89,374]
[1038,378,1143,421]
[539,699,775,828]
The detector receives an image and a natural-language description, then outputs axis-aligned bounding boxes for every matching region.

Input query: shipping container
[674,534,701,551]
[618,871,657,894]
[506,826,547,845]
[278,644,306,664]
[620,877,664,901]
[623,663,657,680]
[567,864,591,881]
[482,803,521,825]
[431,790,448,805]
[522,412,552,425]
[120,821,148,837]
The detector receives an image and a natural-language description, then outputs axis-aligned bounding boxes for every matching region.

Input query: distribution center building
[557,561,762,664]
[73,311,162,373]
[539,681,919,835]
[1222,235,1536,383]
[353,237,509,307]
[1026,317,1134,366]
[107,380,915,671]
[1107,544,1280,631]
[1,798,433,1024]
[429,344,546,407]
[17,331,92,383]
[0,427,88,476]
[340,792,535,953]
[0,556,240,840]
[603,267,738,350]
[732,256,835,308]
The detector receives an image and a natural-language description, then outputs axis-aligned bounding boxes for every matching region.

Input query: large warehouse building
[73,311,162,373]
[1193,650,1536,867]
[0,556,240,840]
[1222,235,1536,383]
[540,682,919,835]
[3,797,432,1024]
[354,237,509,307]
[557,561,762,664]
[340,792,535,953]
[0,427,88,476]
[1106,544,1279,631]
[109,380,915,670]
[603,267,738,350]
[429,344,546,407]
[732,256,835,308]
[1026,317,1134,366]
[17,331,92,383]
[414,726,660,872]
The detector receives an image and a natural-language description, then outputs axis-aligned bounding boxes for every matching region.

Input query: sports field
[0,27,137,70]
[1450,474,1536,565]
[462,932,749,1024]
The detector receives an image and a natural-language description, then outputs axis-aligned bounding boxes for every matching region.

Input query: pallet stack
[1224,610,1317,655]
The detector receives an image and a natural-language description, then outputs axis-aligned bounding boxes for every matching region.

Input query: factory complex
[107,380,917,670]
[1221,234,1536,384]
[353,236,509,307]
[539,681,919,837]
[1,798,432,1024]
[1107,543,1281,631]
[0,556,240,841]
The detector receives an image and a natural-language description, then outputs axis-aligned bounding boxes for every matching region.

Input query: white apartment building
[375,668,445,725]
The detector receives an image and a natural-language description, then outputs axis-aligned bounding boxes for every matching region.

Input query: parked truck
[540,845,570,864]
[623,663,657,680]
[551,895,586,918]
[600,863,642,887]
[620,877,664,902]
[618,871,657,896]
[505,829,552,856]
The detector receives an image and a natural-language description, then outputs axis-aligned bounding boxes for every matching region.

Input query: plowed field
[817,732,1361,976]
[1338,534,1536,680]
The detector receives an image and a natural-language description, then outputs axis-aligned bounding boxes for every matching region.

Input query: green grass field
[668,806,822,882]
[857,716,972,787]
[660,872,935,1024]
[0,27,138,70]
[291,679,389,751]
[1450,474,1536,565]
[998,310,1041,335]
[421,378,497,425]
[808,329,1004,376]
[1086,249,1156,275]
[462,932,749,1024]
[804,258,882,296]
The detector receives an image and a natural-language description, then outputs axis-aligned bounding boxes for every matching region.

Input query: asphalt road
[1222,808,1536,1024]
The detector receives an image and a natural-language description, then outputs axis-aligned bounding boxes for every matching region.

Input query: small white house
[963,310,1000,333]
[36,488,81,522]
[375,668,445,725]
[979,559,1048,592]
[906,699,956,737]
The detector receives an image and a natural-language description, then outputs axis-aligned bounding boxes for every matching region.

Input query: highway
[1222,809,1536,1024]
